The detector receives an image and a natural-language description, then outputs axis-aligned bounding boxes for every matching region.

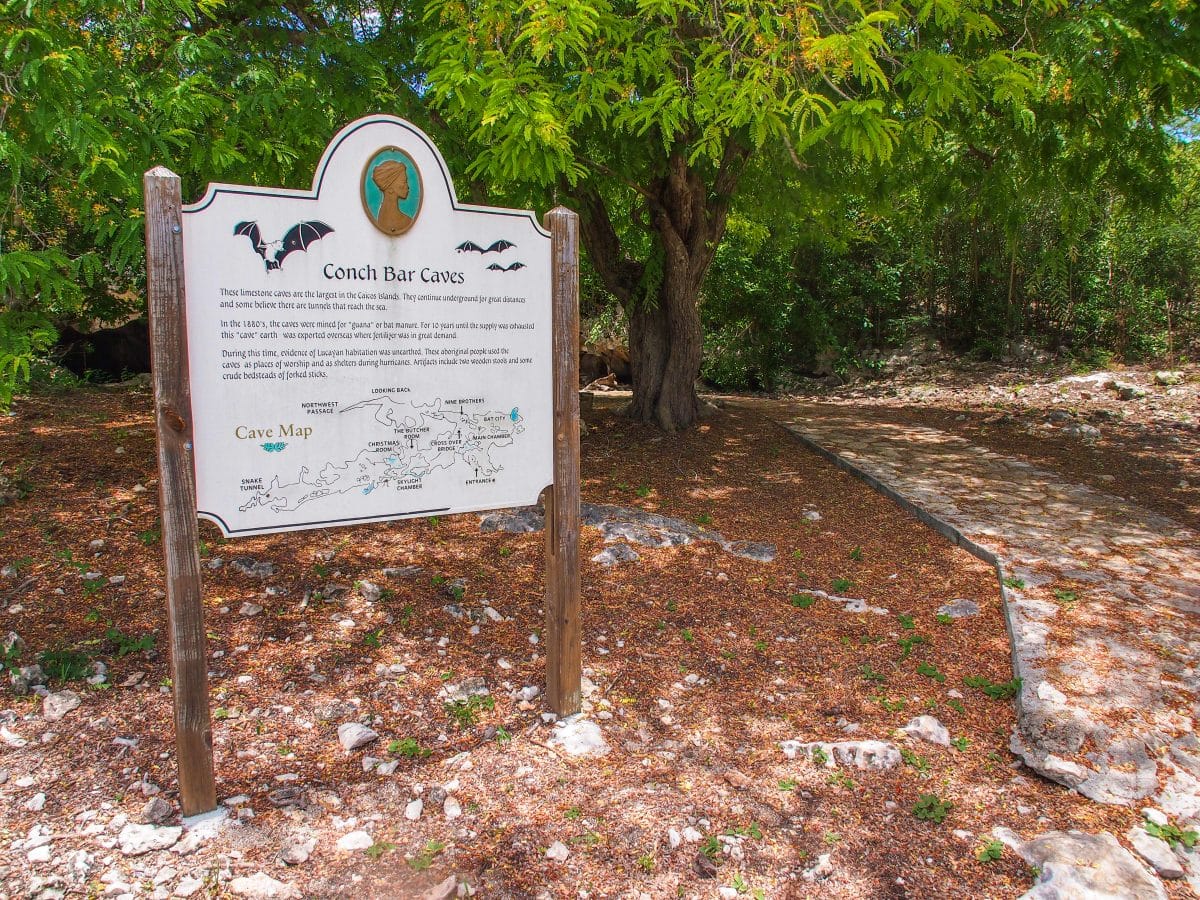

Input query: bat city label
[321,262,466,284]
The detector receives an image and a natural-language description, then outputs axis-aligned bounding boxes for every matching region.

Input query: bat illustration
[260,442,288,452]
[455,239,516,254]
[235,221,334,271]
[486,261,526,272]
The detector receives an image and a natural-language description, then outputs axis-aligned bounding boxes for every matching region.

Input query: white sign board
[181,116,553,536]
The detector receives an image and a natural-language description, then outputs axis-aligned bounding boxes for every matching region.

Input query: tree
[423,0,1061,428]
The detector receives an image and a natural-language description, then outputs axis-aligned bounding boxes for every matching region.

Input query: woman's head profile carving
[361,149,422,236]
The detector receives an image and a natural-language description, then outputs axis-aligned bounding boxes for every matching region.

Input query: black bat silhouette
[235,220,334,271]
[486,261,526,272]
[455,239,516,254]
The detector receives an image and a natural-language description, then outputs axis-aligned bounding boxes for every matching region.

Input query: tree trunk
[571,140,746,431]
[626,268,703,430]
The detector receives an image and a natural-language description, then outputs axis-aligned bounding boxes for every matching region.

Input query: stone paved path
[753,400,1200,816]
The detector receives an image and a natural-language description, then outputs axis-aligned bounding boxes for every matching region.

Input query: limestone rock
[547,717,609,757]
[545,841,569,862]
[228,872,302,899]
[337,722,378,751]
[335,831,373,852]
[936,599,979,618]
[903,715,951,747]
[782,739,901,771]
[1127,826,1185,879]
[117,823,182,856]
[993,827,1166,900]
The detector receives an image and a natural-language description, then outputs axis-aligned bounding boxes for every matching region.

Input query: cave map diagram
[238,395,525,514]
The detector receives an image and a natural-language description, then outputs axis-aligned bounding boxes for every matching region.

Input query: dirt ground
[0,381,1172,899]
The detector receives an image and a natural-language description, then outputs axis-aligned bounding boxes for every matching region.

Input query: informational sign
[181,116,553,535]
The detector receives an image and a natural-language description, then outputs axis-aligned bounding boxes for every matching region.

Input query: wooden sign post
[144,117,581,815]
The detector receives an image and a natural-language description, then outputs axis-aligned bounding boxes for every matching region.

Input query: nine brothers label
[182,116,553,536]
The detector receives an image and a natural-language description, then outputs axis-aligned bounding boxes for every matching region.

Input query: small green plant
[897,634,926,660]
[564,805,583,821]
[951,736,970,752]
[428,515,440,528]
[823,831,842,845]
[362,628,384,649]
[976,838,1004,863]
[916,661,946,683]
[407,839,445,870]
[1053,588,1078,606]
[38,649,91,681]
[106,628,154,658]
[936,613,954,625]
[666,599,678,612]
[897,614,915,630]
[635,484,651,498]
[447,583,465,601]
[912,793,953,823]
[213,707,231,720]
[701,835,721,859]
[777,778,797,791]
[831,577,854,593]
[811,746,829,766]
[82,576,106,597]
[859,663,886,683]
[680,627,694,642]
[1003,576,1026,590]
[136,526,161,546]
[495,726,512,744]
[312,561,331,578]
[56,549,87,573]
[879,697,906,713]
[849,546,863,561]
[637,852,654,873]
[445,694,495,728]
[498,546,513,558]
[83,609,101,624]
[901,747,930,773]
[398,604,415,629]
[789,593,816,609]
[963,675,1022,699]
[1145,819,1199,850]
[726,822,764,840]
[365,841,396,860]
[826,772,855,789]
[695,513,712,526]
[387,737,430,759]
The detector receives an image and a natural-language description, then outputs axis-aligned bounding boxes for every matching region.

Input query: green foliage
[964,675,1022,699]
[976,838,1005,863]
[916,661,946,683]
[1145,818,1198,850]
[105,627,154,658]
[912,793,953,823]
[387,738,430,759]
[39,648,90,681]
[789,593,816,610]
[444,694,495,729]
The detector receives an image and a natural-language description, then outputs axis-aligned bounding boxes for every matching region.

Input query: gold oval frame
[360,146,424,236]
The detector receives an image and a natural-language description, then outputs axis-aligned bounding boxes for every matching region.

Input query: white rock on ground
[173,877,204,897]
[43,690,81,721]
[545,841,570,862]
[117,823,182,856]
[1127,826,1186,879]
[903,715,951,747]
[443,797,462,819]
[228,872,302,899]
[405,798,423,821]
[335,830,373,852]
[547,716,609,757]
[782,739,901,771]
[337,723,379,751]
[993,827,1167,900]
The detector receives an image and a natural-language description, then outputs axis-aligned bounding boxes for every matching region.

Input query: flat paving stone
[758,400,1200,815]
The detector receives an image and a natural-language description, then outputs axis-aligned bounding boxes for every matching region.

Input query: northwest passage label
[181,116,553,536]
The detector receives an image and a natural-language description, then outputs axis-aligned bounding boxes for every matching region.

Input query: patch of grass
[777,778,797,791]
[963,675,1022,699]
[912,793,953,823]
[39,649,91,681]
[859,663,886,683]
[936,613,954,625]
[831,577,854,593]
[444,694,495,729]
[362,628,384,649]
[387,737,430,759]
[901,747,930,773]
[407,839,445,870]
[849,546,863,561]
[916,661,946,683]
[789,593,816,609]
[106,627,154,658]
[897,634,926,660]
[1002,576,1026,590]
[976,839,1004,863]
[897,614,915,630]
